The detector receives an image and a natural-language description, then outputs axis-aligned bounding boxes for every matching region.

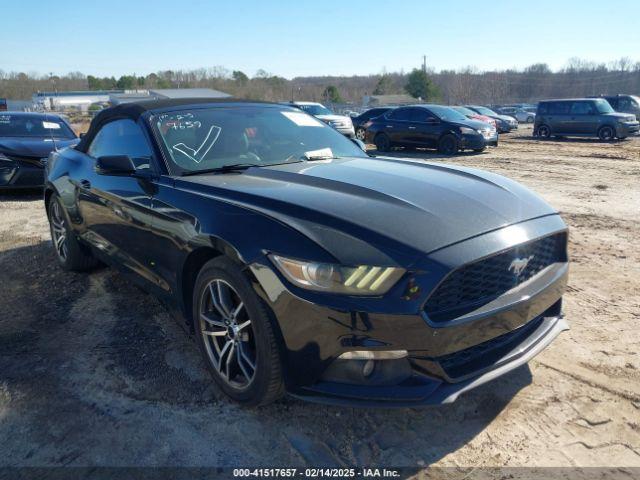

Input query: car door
[410,107,441,147]
[382,107,411,144]
[548,101,572,133]
[567,101,598,134]
[76,119,164,289]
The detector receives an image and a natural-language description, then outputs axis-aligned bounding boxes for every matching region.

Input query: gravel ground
[0,126,639,470]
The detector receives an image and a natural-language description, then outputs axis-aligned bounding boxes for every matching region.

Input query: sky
[2,0,639,79]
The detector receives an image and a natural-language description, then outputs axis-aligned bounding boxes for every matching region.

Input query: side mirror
[79,132,86,139]
[96,155,136,175]
[351,138,367,152]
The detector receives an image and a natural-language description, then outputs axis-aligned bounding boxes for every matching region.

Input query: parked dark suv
[589,94,640,120]
[364,104,498,154]
[535,98,639,141]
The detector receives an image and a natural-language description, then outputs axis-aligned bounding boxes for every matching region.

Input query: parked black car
[352,107,394,141]
[588,94,640,120]
[465,105,518,133]
[364,105,498,154]
[535,98,639,141]
[45,98,569,407]
[0,112,78,189]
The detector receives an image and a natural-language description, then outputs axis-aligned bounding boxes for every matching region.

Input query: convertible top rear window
[153,106,365,173]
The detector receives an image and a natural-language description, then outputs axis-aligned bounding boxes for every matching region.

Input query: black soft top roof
[77,97,273,152]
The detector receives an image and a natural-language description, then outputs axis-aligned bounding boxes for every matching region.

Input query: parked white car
[499,107,536,123]
[288,101,355,137]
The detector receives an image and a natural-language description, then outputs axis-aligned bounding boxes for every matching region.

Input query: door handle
[408,126,416,130]
[386,125,394,128]
[80,179,91,190]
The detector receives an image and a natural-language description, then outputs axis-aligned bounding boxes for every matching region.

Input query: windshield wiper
[181,163,258,176]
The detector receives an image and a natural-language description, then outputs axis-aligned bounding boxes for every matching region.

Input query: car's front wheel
[193,257,284,406]
[48,194,98,271]
[598,125,615,141]
[438,134,458,155]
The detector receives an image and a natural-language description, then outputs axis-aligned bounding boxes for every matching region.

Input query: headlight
[459,127,479,135]
[269,254,405,295]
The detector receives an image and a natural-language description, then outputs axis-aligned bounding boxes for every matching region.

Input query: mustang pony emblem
[509,255,534,276]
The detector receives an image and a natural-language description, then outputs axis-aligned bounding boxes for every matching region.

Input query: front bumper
[292,315,568,407]
[336,126,355,138]
[0,157,45,188]
[617,122,640,136]
[250,215,569,407]
[460,133,498,149]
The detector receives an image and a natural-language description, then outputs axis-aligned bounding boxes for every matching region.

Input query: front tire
[438,134,458,155]
[48,194,98,271]
[598,125,615,141]
[193,257,284,406]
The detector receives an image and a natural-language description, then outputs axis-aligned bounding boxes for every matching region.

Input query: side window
[410,108,434,123]
[387,108,411,121]
[617,97,631,111]
[570,102,595,115]
[606,97,619,109]
[87,119,153,170]
[549,102,570,114]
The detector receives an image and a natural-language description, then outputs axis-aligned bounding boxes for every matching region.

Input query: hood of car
[452,119,492,130]
[315,114,352,123]
[494,114,516,122]
[605,112,637,121]
[178,157,556,261]
[0,136,78,158]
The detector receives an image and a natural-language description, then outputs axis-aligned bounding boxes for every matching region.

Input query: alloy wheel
[537,125,550,138]
[356,128,366,140]
[50,201,68,261]
[599,126,614,141]
[199,279,256,389]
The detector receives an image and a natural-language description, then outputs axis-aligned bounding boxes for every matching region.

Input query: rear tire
[536,124,551,138]
[374,133,391,152]
[527,116,534,123]
[438,134,458,155]
[598,125,615,141]
[193,257,285,406]
[355,127,366,141]
[48,194,98,271]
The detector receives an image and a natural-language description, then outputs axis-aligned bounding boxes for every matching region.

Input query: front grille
[437,315,545,380]
[424,233,566,322]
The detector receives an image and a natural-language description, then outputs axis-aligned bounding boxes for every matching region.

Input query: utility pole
[422,55,427,73]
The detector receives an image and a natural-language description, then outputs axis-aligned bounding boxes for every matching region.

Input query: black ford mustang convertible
[45,98,569,407]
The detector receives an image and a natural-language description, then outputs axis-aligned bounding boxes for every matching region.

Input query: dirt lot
[1,126,639,470]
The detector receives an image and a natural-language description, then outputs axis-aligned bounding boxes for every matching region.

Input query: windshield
[0,114,76,139]
[472,106,497,116]
[428,106,470,122]
[451,106,476,116]
[295,104,333,116]
[153,106,366,174]
[594,99,614,114]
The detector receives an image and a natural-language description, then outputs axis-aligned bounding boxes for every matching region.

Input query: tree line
[1,58,638,106]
